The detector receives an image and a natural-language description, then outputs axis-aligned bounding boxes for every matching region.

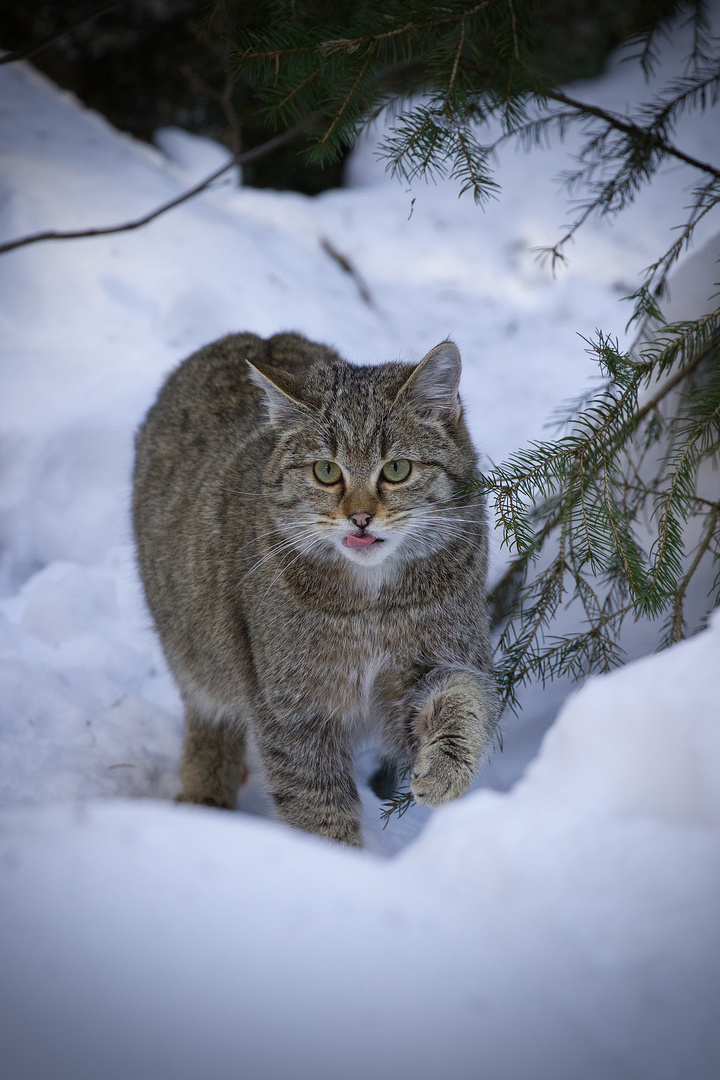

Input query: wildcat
[133,332,497,847]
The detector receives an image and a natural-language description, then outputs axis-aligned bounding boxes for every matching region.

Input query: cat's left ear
[246,360,311,427]
[396,341,462,421]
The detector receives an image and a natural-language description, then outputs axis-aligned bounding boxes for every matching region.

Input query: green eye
[313,460,342,485]
[382,459,412,483]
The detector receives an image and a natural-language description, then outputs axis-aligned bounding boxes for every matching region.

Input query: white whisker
[230,535,305,590]
[261,533,328,600]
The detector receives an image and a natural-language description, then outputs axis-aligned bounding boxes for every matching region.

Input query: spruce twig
[380,788,415,826]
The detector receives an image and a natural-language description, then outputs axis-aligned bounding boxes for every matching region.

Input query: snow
[2,620,719,1080]
[1,12,719,1080]
[154,126,240,188]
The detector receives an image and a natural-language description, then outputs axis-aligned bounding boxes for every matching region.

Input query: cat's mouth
[342,533,384,550]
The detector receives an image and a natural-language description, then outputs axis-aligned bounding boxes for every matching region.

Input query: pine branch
[546,89,720,181]
[380,788,415,826]
[238,4,492,63]
[319,44,376,147]
[486,308,720,704]
[670,500,720,642]
[445,16,467,104]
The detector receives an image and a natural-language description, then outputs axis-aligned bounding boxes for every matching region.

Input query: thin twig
[602,454,638,591]
[496,554,567,706]
[275,66,321,112]
[624,482,719,510]
[0,117,315,257]
[0,1,120,65]
[320,238,375,307]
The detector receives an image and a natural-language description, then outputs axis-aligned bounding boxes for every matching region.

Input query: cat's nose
[350,511,372,530]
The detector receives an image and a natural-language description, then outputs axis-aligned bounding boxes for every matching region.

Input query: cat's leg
[255,713,363,847]
[408,669,496,807]
[371,667,423,797]
[176,708,248,810]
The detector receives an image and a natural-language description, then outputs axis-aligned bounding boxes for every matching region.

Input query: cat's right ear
[395,341,462,421]
[246,360,310,427]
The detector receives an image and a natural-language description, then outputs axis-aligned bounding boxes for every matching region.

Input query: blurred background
[0,0,680,194]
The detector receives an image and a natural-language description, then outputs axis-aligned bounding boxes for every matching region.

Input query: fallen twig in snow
[320,237,376,307]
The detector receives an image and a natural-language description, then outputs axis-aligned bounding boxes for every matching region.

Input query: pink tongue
[343,533,377,549]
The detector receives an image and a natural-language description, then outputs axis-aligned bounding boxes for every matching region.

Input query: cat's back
[132,331,344,688]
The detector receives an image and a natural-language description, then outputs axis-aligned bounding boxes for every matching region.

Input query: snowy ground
[1,16,719,1080]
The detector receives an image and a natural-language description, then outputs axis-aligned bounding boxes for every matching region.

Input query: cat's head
[247,341,480,571]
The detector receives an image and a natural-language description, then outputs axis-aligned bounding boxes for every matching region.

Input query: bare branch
[0,118,315,258]
[320,238,375,307]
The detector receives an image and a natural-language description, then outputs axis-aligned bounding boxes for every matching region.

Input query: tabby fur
[133,332,497,847]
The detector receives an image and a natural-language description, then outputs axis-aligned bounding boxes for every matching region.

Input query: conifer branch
[506,0,521,63]
[319,44,376,147]
[671,500,720,641]
[546,89,720,181]
[445,18,467,104]
[380,788,415,826]
[239,4,492,63]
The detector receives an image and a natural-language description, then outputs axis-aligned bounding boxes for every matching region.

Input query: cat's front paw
[409,735,475,807]
[408,671,494,807]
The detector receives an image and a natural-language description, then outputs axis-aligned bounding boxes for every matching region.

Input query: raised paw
[408,670,493,807]
[409,733,476,808]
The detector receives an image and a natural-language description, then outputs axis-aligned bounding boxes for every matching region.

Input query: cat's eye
[313,460,342,485]
[381,459,412,483]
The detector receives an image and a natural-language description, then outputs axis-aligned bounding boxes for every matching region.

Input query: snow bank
[154,126,241,187]
[1,615,718,1080]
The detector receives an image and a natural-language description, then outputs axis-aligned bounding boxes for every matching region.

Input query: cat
[133,332,497,847]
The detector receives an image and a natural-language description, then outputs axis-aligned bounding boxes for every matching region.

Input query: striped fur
[133,332,497,846]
